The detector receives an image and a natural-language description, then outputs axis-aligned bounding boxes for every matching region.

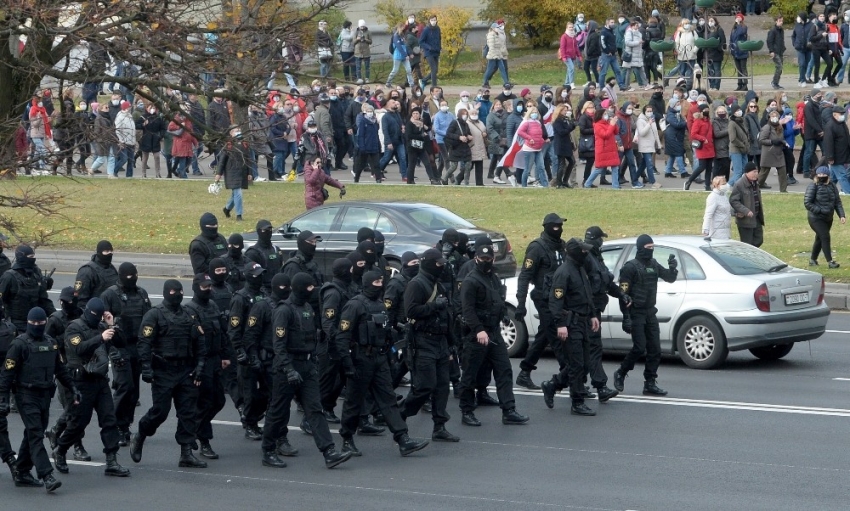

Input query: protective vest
[587,254,615,310]
[465,270,505,330]
[350,295,389,347]
[284,302,317,353]
[528,237,566,302]
[623,259,658,310]
[63,320,104,375]
[320,281,353,319]
[16,334,59,390]
[7,270,42,329]
[80,260,118,303]
[246,244,282,289]
[192,234,228,266]
[150,305,195,359]
[408,275,447,335]
[253,298,275,354]
[106,285,150,342]
[211,282,233,315]
[185,300,222,356]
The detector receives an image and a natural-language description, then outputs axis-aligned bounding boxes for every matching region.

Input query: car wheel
[676,315,728,369]
[749,343,794,360]
[502,305,528,358]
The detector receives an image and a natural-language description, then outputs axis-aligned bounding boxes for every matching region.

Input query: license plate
[784,292,809,305]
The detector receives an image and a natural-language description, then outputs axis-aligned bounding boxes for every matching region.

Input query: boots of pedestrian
[397,434,429,456]
[431,425,460,442]
[129,433,146,463]
[14,470,44,487]
[275,439,299,457]
[597,386,619,403]
[73,442,91,461]
[357,418,385,436]
[262,450,287,468]
[643,379,668,396]
[199,441,219,459]
[341,437,362,457]
[42,472,62,493]
[515,370,541,390]
[178,444,208,468]
[541,379,556,409]
[613,369,626,392]
[65,164,72,176]
[323,409,341,423]
[244,424,263,440]
[580,386,597,399]
[476,389,500,406]
[502,408,530,425]
[104,453,131,477]
[53,448,69,474]
[571,401,596,416]
[421,401,432,413]
[323,447,352,469]
[222,206,232,219]
[45,424,61,450]
[373,412,388,426]
[461,412,481,426]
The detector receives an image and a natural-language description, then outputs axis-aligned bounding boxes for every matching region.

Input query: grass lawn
[4,177,849,281]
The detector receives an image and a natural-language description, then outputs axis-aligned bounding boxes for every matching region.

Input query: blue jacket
[783,118,799,148]
[381,111,404,146]
[392,32,409,60]
[600,27,617,56]
[664,108,687,157]
[268,113,290,152]
[730,24,748,59]
[792,21,811,51]
[432,110,455,144]
[419,25,442,57]
[476,99,492,125]
[356,113,381,154]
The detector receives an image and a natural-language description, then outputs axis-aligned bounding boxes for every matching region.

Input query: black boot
[357,418,385,436]
[129,433,145,463]
[42,472,62,493]
[461,412,481,426]
[73,443,91,462]
[613,369,626,392]
[262,450,287,468]
[323,447,352,469]
[14,470,44,487]
[199,441,219,459]
[3,453,17,479]
[397,434,429,456]
[432,425,460,442]
[341,437,362,457]
[515,370,540,390]
[299,418,314,436]
[452,381,460,398]
[541,379,556,409]
[222,206,232,219]
[597,386,619,403]
[643,379,668,396]
[104,453,130,477]
[53,448,69,474]
[475,389,500,406]
[323,409,340,424]
[45,424,62,450]
[118,429,130,447]
[571,401,596,416]
[275,439,299,457]
[421,401,432,413]
[502,408,530,425]
[178,444,208,468]
[244,424,263,440]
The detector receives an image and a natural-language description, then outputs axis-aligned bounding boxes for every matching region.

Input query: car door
[599,245,627,349]
[330,205,383,262]
[287,206,343,275]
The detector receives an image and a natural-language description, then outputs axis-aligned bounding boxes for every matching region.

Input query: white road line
[825,329,850,334]
[49,458,105,467]
[832,377,850,381]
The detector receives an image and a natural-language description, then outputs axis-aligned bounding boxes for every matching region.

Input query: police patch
[384,299,392,309]
[70,335,82,346]
[340,320,351,331]
[230,316,240,328]
[554,288,564,299]
[142,326,154,337]
[524,258,534,269]
[620,282,630,293]
[4,359,15,370]
[74,280,83,291]
[248,316,257,327]
[276,327,286,338]
[325,308,335,319]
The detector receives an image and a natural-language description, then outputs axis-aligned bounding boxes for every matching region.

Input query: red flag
[498,130,523,168]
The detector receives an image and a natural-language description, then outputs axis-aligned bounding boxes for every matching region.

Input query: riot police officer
[613,235,678,396]
[222,233,247,290]
[131,280,208,468]
[336,270,430,457]
[546,239,598,416]
[385,252,417,388]
[73,240,118,308]
[319,258,357,423]
[281,230,325,325]
[261,273,352,469]
[189,212,228,274]
[101,262,151,445]
[347,251,367,293]
[401,249,459,442]
[459,244,528,427]
[0,245,56,332]
[373,230,393,280]
[245,219,282,295]
[53,298,129,476]
[0,307,80,492]
[185,273,232,459]
[0,233,10,275]
[209,257,243,417]
[436,229,464,395]
[515,213,567,390]
[0,306,17,479]
[229,262,268,439]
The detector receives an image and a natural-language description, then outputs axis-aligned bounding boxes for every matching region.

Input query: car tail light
[506,240,513,253]
[817,279,825,305]
[754,283,770,312]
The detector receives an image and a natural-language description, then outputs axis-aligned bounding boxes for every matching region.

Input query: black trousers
[520,299,567,373]
[689,157,714,190]
[57,378,120,454]
[138,365,200,446]
[712,156,731,181]
[402,337,450,426]
[221,358,242,410]
[562,318,591,403]
[334,133,349,168]
[407,146,436,182]
[14,390,54,478]
[196,357,227,441]
[585,313,608,389]
[809,214,834,262]
[459,332,515,413]
[339,350,407,440]
[556,154,576,185]
[241,362,271,426]
[262,358,333,452]
[319,354,347,412]
[0,403,14,462]
[112,347,140,431]
[734,57,748,88]
[354,152,380,182]
[619,309,662,381]
[52,381,74,435]
[737,224,764,248]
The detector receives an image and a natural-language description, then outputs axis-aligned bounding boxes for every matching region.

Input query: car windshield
[406,207,476,230]
[701,243,787,275]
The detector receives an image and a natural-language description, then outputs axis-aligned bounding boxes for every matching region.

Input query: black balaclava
[228,233,244,258]
[361,269,383,300]
[290,272,315,306]
[544,222,563,240]
[192,273,212,304]
[256,220,273,247]
[419,249,445,278]
[566,238,588,265]
[14,244,36,271]
[332,258,353,283]
[441,228,459,246]
[374,230,385,256]
[271,273,291,302]
[297,231,317,259]
[118,261,138,290]
[357,227,375,243]
[95,240,114,266]
[59,286,80,318]
[357,241,377,267]
[401,251,419,279]
[84,297,106,328]
[200,212,219,239]
[457,232,469,256]
[26,307,47,338]
[163,279,184,309]
[209,258,228,284]
[245,263,264,291]
[636,234,654,262]
[347,251,367,280]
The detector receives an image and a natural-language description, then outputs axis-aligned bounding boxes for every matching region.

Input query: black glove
[71,387,82,405]
[108,350,126,367]
[249,354,261,371]
[772,139,784,146]
[285,367,303,386]
[236,348,248,365]
[141,365,154,383]
[668,254,678,271]
[45,277,54,290]
[514,306,527,322]
[620,294,633,307]
[191,365,204,384]
[0,396,9,416]
[342,357,356,379]
[622,315,633,334]
[339,186,346,198]
[434,296,448,310]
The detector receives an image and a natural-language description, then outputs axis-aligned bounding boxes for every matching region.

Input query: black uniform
[0,250,10,275]
[245,222,283,295]
[318,270,356,414]
[437,239,464,386]
[73,255,118,308]
[383,268,412,387]
[189,215,228,275]
[228,276,268,431]
[0,266,56,332]
[455,259,498,398]
[44,305,82,447]
[281,250,324,329]
[584,245,627,391]
[222,252,247,291]
[0,312,18,470]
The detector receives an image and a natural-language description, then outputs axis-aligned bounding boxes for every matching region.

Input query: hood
[588,20,598,32]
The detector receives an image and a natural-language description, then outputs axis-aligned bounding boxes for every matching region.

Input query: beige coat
[636,114,661,153]
[467,119,488,162]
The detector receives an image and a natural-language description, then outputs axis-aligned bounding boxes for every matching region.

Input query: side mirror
[279,223,299,239]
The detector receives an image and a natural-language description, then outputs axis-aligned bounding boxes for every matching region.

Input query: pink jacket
[304,161,344,210]
[559,33,581,60]
[517,119,546,152]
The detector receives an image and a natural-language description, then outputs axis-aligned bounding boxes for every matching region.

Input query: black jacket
[804,100,824,140]
[823,117,850,165]
[600,27,617,55]
[766,26,786,55]
[805,181,845,220]
[552,117,576,156]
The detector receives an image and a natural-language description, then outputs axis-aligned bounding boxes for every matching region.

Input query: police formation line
[0,212,676,492]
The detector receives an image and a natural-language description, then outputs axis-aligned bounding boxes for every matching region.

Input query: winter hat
[120,100,131,110]
[520,87,530,97]
[601,99,612,109]
[688,90,699,101]
[735,13,744,21]
[730,104,742,116]
[668,98,680,108]
[816,166,830,175]
[358,19,366,27]
[90,102,99,111]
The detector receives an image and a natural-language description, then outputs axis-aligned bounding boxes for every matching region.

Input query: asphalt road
[4,275,848,509]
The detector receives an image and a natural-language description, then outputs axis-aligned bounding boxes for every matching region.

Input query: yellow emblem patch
[74,280,83,291]
[340,320,351,331]
[230,316,240,328]
[384,299,392,309]
[4,359,15,370]
[620,282,630,293]
[325,308,335,319]
[70,335,82,346]
[248,316,257,327]
[554,288,564,299]
[276,327,286,338]
[142,325,154,337]
[524,258,534,269]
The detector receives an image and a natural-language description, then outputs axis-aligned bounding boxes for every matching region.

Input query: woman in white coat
[702,176,732,239]
[636,104,662,188]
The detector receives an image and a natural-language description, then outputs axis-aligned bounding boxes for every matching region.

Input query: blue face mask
[530,113,539,120]
[516,105,523,113]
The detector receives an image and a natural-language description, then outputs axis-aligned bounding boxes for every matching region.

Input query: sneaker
[632,182,644,189]
[508,175,517,187]
[652,183,662,189]
[799,81,806,88]
[493,177,505,184]
[254,176,266,182]
[527,176,538,184]
[828,260,841,269]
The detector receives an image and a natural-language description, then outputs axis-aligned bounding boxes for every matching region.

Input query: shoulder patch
[340,320,351,331]
[620,282,630,293]
[142,325,154,337]
[276,326,286,338]
[554,288,564,299]
[74,280,83,291]
[69,335,82,346]
[4,359,15,370]
[248,316,257,327]
[230,316,241,328]
[384,299,393,309]
[325,308,335,319]
[524,258,534,269]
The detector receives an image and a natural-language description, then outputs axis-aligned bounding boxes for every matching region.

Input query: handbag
[658,118,668,132]
[411,139,424,149]
[321,187,330,200]
[691,139,703,149]
[622,51,632,63]
[578,135,595,153]
[318,47,333,60]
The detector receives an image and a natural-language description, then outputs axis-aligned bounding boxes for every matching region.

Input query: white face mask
[565,110,573,118]
[461,115,468,121]
[618,17,625,23]
[440,105,449,112]
[149,108,156,114]
[603,113,610,120]
[460,97,469,103]
[734,110,743,117]
[626,108,633,115]
[470,114,478,120]
[112,99,120,105]
[366,112,375,119]
[308,127,317,133]
[561,91,568,99]
[716,183,729,193]
[79,103,87,110]
[709,21,716,27]
[293,106,301,113]
[683,24,691,30]
[277,108,285,114]
[408,17,415,24]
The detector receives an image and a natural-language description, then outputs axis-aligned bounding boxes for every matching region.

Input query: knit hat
[744,162,757,172]
[735,13,744,21]
[730,104,742,116]
[811,87,822,96]
[520,87,530,97]
[358,19,366,27]
[668,98,680,108]
[816,166,830,175]
[120,100,131,110]
[824,91,836,102]
[688,90,699,101]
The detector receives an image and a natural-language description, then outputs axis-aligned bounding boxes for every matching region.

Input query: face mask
[402,264,419,279]
[530,113,539,120]
[603,113,610,120]
[840,115,847,123]
[330,95,338,101]
[734,110,743,117]
[699,19,705,26]
[461,115,468,121]
[476,258,494,273]
[845,16,850,22]
[717,112,727,118]
[366,112,375,119]
[164,290,183,306]
[470,114,478,121]
[415,91,422,97]
[96,252,113,266]
[408,16,415,24]
[618,17,625,23]
[709,21,716,27]
[607,82,616,88]
[440,105,449,112]
[112,99,120,105]
[560,91,569,99]
[298,239,317,259]
[308,127,317,134]
[770,118,780,125]
[258,229,272,245]
[626,108,633,115]
[565,110,573,118]
[27,322,46,338]
[149,108,156,114]
[516,105,523,113]
[277,108,285,114]
[483,94,490,100]
[461,97,469,103]
[781,95,788,102]
[587,237,603,252]
[683,24,691,30]
[291,282,313,305]
[819,176,829,183]
[544,224,563,239]
[362,281,382,300]
[637,245,654,261]
[195,286,212,303]
[420,259,443,277]
[293,106,301,113]
[545,94,553,102]
[566,242,587,265]
[675,106,682,112]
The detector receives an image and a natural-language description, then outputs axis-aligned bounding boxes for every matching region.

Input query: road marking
[832,377,850,381]
[49,458,105,467]
[825,329,850,334]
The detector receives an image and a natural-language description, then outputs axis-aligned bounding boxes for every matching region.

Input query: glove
[108,350,126,367]
[620,294,633,307]
[236,348,248,365]
[249,354,261,371]
[45,277,54,290]
[339,186,346,198]
[514,306,527,322]
[0,396,9,417]
[342,358,356,379]
[191,365,204,384]
[668,254,678,271]
[622,315,633,334]
[285,368,303,386]
[141,365,154,383]
[71,387,82,405]
[434,296,448,310]
[772,139,784,146]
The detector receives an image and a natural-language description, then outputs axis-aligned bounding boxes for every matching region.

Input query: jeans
[174,156,190,178]
[708,59,722,89]
[225,187,244,215]
[91,148,116,176]
[341,51,355,80]
[598,54,624,89]
[837,49,850,82]
[563,58,578,85]
[729,153,748,186]
[640,153,656,184]
[623,66,647,88]
[585,166,620,188]
[192,142,204,175]
[386,58,414,87]
[319,58,330,78]
[745,0,755,13]
[482,59,509,86]
[802,139,822,175]
[31,137,47,168]
[665,155,686,176]
[622,149,638,182]
[355,57,371,81]
[521,150,548,187]
[425,55,439,87]
[379,143,408,178]
[248,149,259,180]
[830,164,850,194]
[115,145,135,177]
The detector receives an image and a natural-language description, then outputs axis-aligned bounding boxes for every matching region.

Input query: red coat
[690,117,715,159]
[168,119,197,157]
[14,125,28,157]
[304,161,344,210]
[593,119,620,168]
